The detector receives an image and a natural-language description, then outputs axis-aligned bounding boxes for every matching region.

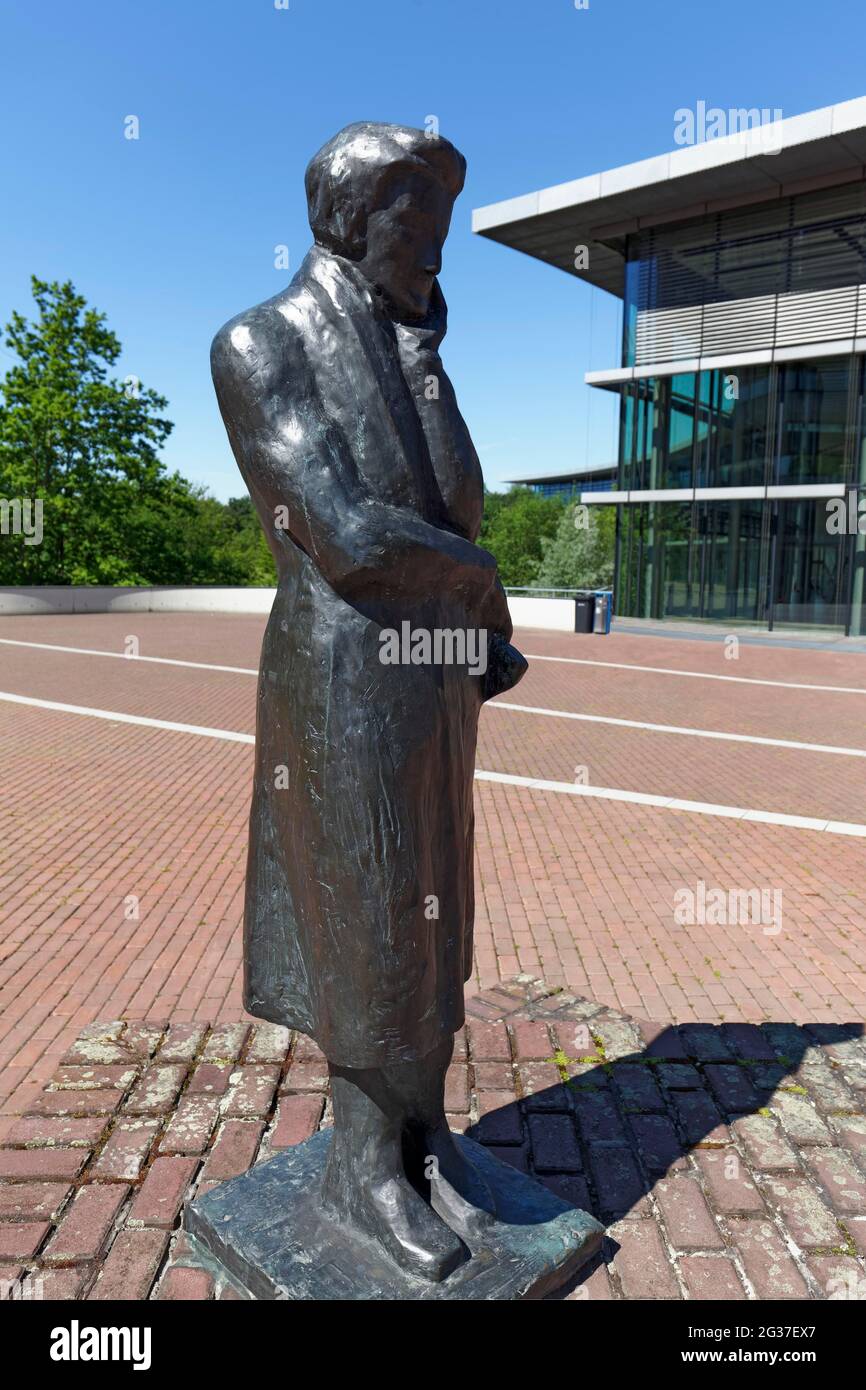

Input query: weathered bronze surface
[194,123,601,1293]
[186,1130,604,1301]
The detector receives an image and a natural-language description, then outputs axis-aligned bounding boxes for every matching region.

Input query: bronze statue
[194,123,601,1298]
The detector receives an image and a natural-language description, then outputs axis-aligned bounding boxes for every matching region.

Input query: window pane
[626,502,696,619]
[626,375,698,490]
[697,367,770,488]
[700,501,765,622]
[772,498,847,627]
[776,358,851,485]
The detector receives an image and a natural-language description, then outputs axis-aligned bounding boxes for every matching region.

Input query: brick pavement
[1,980,864,1301]
[1,614,865,1140]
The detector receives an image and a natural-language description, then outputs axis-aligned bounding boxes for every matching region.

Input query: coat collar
[302,245,448,354]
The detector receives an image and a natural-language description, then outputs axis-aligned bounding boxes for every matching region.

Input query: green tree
[535,501,616,590]
[0,278,280,586]
[479,486,565,587]
[0,276,181,583]
[219,496,278,585]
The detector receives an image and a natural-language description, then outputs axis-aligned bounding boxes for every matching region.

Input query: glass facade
[698,368,770,490]
[621,368,771,493]
[776,359,852,485]
[614,356,866,633]
[772,497,849,628]
[606,177,866,634]
[618,499,768,625]
[623,181,866,366]
[524,475,616,499]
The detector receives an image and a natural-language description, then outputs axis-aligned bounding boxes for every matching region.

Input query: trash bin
[574,594,595,633]
[593,590,612,635]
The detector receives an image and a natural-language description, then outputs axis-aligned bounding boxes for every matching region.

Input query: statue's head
[305,121,466,321]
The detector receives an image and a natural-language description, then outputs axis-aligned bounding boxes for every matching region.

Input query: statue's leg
[321,1061,465,1282]
[392,1037,498,1238]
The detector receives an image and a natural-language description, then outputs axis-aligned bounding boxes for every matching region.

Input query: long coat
[211,246,520,1067]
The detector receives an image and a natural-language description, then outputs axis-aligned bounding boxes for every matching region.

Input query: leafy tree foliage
[0,279,613,596]
[0,277,276,586]
[535,501,616,590]
[479,486,565,587]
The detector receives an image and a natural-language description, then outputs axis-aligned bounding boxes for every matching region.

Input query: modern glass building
[474,100,866,633]
[505,460,617,500]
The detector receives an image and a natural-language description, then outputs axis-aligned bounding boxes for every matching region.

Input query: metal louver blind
[700,295,776,355]
[634,305,702,363]
[774,285,858,346]
[629,179,866,365]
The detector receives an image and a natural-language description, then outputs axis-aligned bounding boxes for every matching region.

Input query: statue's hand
[481,633,528,702]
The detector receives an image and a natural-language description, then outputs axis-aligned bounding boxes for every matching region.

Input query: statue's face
[356,170,455,321]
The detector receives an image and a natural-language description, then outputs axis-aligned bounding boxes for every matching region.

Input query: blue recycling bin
[593,590,612,634]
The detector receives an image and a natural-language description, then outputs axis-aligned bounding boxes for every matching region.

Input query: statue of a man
[211,122,526,1283]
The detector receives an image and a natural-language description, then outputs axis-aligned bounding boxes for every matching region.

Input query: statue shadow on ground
[462,1021,865,1300]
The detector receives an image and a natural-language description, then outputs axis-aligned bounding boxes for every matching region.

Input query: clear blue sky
[2,0,865,501]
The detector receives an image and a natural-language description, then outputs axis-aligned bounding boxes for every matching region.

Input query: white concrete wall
[0,586,277,615]
[505,595,577,632]
[0,586,579,631]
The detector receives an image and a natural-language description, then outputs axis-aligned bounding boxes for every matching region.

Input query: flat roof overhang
[472,98,866,298]
[584,337,866,390]
[581,483,847,505]
[506,462,616,486]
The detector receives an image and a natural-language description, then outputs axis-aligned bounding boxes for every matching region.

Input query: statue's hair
[305,122,466,258]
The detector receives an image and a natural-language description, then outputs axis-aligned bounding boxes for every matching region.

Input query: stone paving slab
[1,978,864,1301]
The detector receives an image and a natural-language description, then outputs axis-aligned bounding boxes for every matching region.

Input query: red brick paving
[0,614,865,1141]
[0,986,862,1301]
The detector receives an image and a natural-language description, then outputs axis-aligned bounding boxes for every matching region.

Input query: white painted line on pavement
[2,689,864,839]
[473,771,866,837]
[6,637,865,699]
[492,700,866,759]
[0,637,258,676]
[3,640,864,756]
[523,652,866,696]
[0,690,255,743]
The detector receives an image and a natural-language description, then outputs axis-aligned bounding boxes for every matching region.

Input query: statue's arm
[213,319,512,637]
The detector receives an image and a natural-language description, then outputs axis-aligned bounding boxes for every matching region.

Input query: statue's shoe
[363,1174,466,1281]
[420,1125,498,1243]
[322,1150,466,1283]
